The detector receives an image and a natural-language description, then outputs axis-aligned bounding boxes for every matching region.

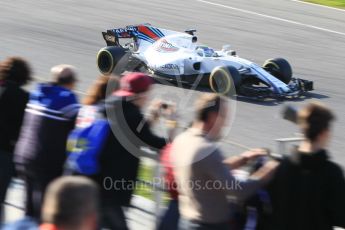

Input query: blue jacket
[14,83,80,175]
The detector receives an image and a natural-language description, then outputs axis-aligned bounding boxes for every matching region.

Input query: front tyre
[263,58,292,84]
[209,66,241,95]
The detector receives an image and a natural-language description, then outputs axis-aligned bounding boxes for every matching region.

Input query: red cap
[113,72,154,97]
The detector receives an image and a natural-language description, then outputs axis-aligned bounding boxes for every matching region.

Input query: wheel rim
[97,49,114,75]
[209,68,232,95]
[264,61,280,73]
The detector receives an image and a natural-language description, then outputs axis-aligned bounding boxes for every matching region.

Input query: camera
[157,102,174,119]
[282,105,298,124]
[160,103,169,110]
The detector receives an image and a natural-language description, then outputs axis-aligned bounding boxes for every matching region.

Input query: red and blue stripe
[137,26,165,43]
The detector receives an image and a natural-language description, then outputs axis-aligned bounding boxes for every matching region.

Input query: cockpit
[196,46,216,57]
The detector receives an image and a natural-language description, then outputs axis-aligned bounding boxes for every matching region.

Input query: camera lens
[282,105,298,124]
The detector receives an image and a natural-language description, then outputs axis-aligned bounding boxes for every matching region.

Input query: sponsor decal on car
[126,26,138,32]
[114,27,137,33]
[155,39,179,53]
[160,64,180,70]
[149,63,181,74]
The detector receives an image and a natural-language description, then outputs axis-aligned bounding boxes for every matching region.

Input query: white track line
[291,0,345,13]
[196,0,345,37]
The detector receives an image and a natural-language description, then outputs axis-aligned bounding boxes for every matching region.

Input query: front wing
[238,78,314,99]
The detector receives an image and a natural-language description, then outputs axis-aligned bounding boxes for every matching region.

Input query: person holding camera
[171,93,278,230]
[95,72,175,230]
[263,102,345,230]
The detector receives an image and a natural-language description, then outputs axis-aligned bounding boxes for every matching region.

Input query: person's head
[0,56,32,86]
[83,75,120,105]
[194,93,228,140]
[51,64,78,90]
[298,102,335,147]
[113,72,154,108]
[41,176,99,230]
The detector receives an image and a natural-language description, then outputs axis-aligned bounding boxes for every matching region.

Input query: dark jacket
[14,83,79,176]
[0,81,29,153]
[96,95,166,206]
[264,149,345,230]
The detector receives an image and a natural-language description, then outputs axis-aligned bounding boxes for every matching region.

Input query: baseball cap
[114,72,154,97]
[51,64,77,85]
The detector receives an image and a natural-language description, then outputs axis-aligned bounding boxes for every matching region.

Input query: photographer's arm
[223,155,247,170]
[223,148,269,170]
[249,160,279,184]
[201,150,266,201]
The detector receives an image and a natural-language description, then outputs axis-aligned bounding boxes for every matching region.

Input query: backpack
[65,106,110,175]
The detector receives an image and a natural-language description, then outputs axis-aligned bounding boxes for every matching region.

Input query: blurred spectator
[95,72,172,229]
[40,176,99,230]
[14,64,80,220]
[171,93,278,230]
[3,176,99,230]
[157,143,180,230]
[0,57,31,220]
[263,102,345,230]
[81,75,119,106]
[64,74,119,175]
[75,74,119,135]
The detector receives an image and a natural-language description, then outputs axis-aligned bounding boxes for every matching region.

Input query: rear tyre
[263,58,292,84]
[96,46,128,75]
[209,66,241,95]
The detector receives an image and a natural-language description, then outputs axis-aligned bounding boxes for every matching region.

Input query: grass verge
[135,163,169,204]
[305,0,345,8]
[135,164,155,200]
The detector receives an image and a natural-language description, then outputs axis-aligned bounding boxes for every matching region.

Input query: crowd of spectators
[0,56,345,230]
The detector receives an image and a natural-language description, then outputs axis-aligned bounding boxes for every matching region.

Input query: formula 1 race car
[96,24,313,99]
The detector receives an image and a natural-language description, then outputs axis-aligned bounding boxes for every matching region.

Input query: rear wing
[102,24,169,46]
[102,26,139,46]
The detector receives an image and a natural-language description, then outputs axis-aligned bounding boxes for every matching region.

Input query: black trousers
[101,204,129,230]
[0,150,14,220]
[23,171,60,221]
[157,199,180,230]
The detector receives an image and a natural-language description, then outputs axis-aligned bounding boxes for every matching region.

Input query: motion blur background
[1,0,345,165]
